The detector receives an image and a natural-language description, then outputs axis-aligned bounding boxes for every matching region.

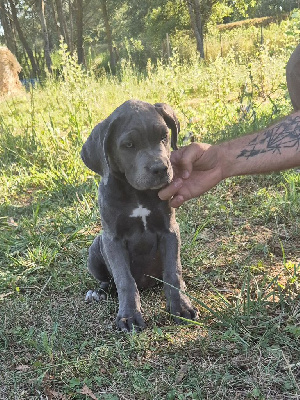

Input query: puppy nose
[149,164,168,176]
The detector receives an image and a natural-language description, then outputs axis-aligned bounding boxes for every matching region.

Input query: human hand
[158,142,223,207]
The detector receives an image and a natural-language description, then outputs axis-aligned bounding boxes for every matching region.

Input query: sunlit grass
[0,23,299,400]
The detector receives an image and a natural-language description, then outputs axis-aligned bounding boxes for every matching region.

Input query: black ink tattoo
[237,115,300,159]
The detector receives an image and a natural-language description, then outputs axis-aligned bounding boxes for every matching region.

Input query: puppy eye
[125,142,134,148]
[161,134,168,141]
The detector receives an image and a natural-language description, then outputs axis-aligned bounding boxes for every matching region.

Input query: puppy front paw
[116,310,146,333]
[167,293,198,322]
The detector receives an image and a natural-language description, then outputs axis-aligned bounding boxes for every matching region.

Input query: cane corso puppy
[81,99,197,332]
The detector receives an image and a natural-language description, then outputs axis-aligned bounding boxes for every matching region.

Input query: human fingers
[169,194,185,208]
[158,178,183,201]
[171,143,211,179]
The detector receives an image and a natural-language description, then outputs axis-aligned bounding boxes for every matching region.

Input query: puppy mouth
[129,175,172,191]
[149,174,173,190]
[127,164,173,191]
[150,182,168,190]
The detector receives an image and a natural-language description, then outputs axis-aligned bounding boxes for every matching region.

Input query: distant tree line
[0,0,298,78]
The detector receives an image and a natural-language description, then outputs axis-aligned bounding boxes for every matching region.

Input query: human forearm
[159,111,300,207]
[221,111,300,179]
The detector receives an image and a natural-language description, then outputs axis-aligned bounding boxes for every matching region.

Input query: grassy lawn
[0,32,299,399]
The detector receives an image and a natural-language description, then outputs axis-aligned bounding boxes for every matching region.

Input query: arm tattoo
[237,115,300,159]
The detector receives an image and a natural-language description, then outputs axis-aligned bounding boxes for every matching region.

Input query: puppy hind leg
[88,235,110,281]
[85,235,112,302]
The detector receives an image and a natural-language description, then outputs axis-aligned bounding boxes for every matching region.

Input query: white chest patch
[130,204,151,230]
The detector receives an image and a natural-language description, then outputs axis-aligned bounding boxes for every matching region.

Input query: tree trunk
[54,0,71,49]
[0,0,15,52]
[186,0,205,59]
[74,0,85,65]
[8,0,39,77]
[193,0,205,58]
[37,0,52,73]
[50,0,61,39]
[69,0,74,52]
[100,0,116,74]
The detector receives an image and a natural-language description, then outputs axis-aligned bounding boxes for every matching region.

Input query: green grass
[0,24,300,399]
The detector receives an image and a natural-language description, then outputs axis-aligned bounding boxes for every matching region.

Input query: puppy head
[81,100,180,191]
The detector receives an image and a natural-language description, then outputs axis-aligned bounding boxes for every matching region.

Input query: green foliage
[285,10,300,49]
[222,0,299,21]
[59,41,86,86]
[254,0,299,17]
[224,0,258,20]
[145,0,190,43]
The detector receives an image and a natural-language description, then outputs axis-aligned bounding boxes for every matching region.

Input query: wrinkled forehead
[117,125,169,149]
[115,108,169,136]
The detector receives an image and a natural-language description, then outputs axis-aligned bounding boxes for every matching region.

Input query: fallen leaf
[80,384,98,400]
[0,291,14,300]
[15,365,30,371]
[48,390,68,400]
[8,217,18,227]
[176,364,188,383]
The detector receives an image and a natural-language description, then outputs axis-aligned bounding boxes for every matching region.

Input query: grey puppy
[81,99,197,332]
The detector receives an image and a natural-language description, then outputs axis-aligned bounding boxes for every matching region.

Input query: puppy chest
[130,205,151,229]
[116,203,168,238]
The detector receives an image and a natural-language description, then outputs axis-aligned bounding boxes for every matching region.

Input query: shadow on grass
[0,179,100,293]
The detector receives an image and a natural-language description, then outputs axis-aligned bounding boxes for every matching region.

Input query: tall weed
[0,31,293,203]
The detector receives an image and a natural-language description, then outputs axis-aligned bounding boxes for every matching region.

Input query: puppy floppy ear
[154,103,180,150]
[81,118,113,176]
